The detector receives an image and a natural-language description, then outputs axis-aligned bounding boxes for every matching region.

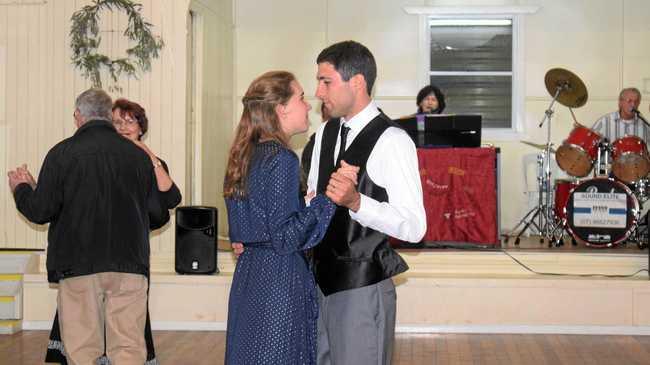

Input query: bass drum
[564,178,639,247]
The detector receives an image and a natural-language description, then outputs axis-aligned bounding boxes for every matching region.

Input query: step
[0,319,22,335]
[0,281,21,320]
[0,253,32,274]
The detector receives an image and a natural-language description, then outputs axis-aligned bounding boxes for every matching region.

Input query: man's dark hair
[317,40,376,96]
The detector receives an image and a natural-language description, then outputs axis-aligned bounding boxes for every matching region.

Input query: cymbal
[544,68,588,108]
[521,140,556,153]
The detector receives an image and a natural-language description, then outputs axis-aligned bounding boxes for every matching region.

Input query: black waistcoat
[314,113,409,296]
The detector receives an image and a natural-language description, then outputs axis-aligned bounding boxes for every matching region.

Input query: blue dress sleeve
[265,150,335,255]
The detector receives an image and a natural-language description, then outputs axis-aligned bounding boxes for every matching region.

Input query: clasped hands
[323,160,360,212]
[232,160,361,258]
[7,164,36,193]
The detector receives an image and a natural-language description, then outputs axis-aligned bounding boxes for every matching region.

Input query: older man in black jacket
[8,88,168,365]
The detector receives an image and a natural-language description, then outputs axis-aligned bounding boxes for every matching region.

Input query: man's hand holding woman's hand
[326,160,361,212]
[231,242,244,259]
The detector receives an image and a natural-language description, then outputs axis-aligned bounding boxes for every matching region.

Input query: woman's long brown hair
[223,71,296,198]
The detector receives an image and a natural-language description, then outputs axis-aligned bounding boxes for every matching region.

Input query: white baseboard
[22,321,650,335]
[150,321,227,331]
[22,320,52,330]
[22,320,227,332]
[396,325,650,336]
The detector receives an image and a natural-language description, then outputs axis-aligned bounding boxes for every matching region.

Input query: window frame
[407,6,540,141]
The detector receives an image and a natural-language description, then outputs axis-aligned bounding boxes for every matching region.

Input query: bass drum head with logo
[565,178,639,247]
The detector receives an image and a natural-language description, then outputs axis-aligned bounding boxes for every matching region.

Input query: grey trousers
[317,278,396,365]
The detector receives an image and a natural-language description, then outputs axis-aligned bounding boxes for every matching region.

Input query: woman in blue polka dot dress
[223,71,345,364]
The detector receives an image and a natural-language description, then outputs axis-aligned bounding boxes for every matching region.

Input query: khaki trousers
[57,272,148,365]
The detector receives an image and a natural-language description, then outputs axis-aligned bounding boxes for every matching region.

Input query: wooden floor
[2,331,650,365]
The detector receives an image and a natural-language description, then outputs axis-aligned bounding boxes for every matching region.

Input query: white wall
[234,0,650,232]
[3,0,650,258]
[0,0,234,268]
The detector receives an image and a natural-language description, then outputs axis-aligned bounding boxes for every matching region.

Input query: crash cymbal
[544,68,588,108]
[521,140,556,153]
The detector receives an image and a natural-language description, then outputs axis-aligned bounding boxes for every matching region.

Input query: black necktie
[336,125,350,165]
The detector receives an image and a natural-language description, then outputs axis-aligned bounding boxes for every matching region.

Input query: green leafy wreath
[70,0,164,91]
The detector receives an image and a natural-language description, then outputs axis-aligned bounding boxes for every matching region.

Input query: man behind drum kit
[591,87,650,145]
[590,87,650,248]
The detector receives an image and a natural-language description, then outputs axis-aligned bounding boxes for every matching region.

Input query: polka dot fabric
[225,141,335,364]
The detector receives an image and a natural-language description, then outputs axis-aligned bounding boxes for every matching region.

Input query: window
[405,6,539,139]
[429,19,512,129]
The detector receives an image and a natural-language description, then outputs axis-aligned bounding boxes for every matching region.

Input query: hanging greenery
[70,0,164,91]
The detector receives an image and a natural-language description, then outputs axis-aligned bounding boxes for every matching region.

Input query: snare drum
[556,126,602,177]
[554,179,578,221]
[611,135,650,183]
[564,178,639,247]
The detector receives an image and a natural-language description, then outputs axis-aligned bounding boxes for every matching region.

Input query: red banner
[417,147,498,245]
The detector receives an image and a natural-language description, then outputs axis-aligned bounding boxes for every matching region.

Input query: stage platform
[16,236,650,335]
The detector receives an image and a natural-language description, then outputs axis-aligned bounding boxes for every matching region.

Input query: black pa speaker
[175,206,218,274]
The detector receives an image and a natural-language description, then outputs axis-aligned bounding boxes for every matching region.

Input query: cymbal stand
[504,87,564,245]
[538,86,566,245]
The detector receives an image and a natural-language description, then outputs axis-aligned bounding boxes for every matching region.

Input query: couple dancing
[223,40,426,364]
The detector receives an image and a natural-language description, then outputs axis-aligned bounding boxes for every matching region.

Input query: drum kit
[507,68,650,249]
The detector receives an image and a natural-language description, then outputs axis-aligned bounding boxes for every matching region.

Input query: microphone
[631,107,650,126]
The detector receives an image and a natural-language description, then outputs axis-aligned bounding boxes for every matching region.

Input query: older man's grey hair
[619,87,641,101]
[75,88,113,122]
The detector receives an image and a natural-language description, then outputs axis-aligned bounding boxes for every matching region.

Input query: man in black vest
[307,41,427,364]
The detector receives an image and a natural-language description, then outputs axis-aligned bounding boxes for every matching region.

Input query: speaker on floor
[175,206,218,275]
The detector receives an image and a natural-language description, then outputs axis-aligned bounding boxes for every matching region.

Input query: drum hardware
[594,140,612,177]
[504,149,552,245]
[628,211,649,249]
[633,179,650,203]
[568,107,580,125]
[521,140,556,153]
[505,68,589,246]
[550,179,579,246]
[536,68,588,246]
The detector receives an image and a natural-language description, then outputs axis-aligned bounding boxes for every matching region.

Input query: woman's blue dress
[225,141,335,364]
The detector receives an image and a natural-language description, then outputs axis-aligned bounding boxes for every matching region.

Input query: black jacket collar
[74,119,115,136]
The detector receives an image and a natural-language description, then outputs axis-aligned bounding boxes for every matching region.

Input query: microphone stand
[635,110,650,128]
[634,110,650,252]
